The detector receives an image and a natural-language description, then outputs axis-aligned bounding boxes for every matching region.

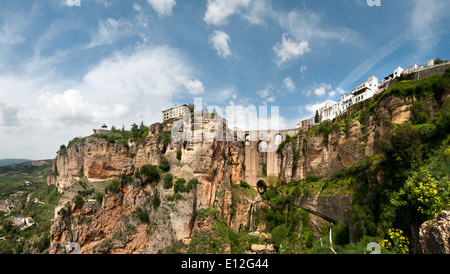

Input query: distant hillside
[0,159,33,167]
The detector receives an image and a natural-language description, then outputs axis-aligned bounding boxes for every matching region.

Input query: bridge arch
[256,179,267,194]
[257,140,268,152]
[274,133,283,144]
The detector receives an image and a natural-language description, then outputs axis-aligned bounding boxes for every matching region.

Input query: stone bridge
[243,128,302,191]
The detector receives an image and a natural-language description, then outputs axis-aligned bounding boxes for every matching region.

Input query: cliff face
[278,96,414,183]
[47,138,134,190]
[48,122,253,253]
[47,95,418,254]
[48,78,449,253]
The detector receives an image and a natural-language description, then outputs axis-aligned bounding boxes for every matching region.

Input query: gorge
[47,67,450,254]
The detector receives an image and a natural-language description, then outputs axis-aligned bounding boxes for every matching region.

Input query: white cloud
[265,96,276,103]
[283,77,296,92]
[133,3,142,11]
[300,65,307,73]
[204,0,252,25]
[0,45,204,158]
[273,34,310,66]
[87,18,133,49]
[147,0,176,17]
[258,84,272,98]
[277,10,361,47]
[410,0,450,50]
[313,84,332,97]
[209,30,232,58]
[314,87,326,97]
[204,0,272,26]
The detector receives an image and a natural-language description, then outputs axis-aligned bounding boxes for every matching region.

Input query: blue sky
[0,0,449,160]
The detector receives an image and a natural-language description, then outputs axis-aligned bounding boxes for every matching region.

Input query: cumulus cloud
[258,84,272,98]
[283,77,296,92]
[133,3,142,11]
[273,34,310,66]
[0,45,204,158]
[204,0,252,25]
[209,30,232,58]
[312,84,331,97]
[147,0,176,17]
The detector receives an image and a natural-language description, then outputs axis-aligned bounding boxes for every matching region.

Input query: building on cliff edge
[297,58,446,129]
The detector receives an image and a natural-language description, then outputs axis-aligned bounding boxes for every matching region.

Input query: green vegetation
[163,173,173,189]
[140,165,160,184]
[0,161,59,254]
[157,131,172,147]
[105,179,121,194]
[152,194,161,209]
[131,207,149,223]
[159,156,170,172]
[176,149,182,161]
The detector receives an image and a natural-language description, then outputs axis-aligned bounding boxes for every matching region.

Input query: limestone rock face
[278,95,415,183]
[293,186,353,224]
[48,138,134,191]
[420,211,450,254]
[48,125,249,254]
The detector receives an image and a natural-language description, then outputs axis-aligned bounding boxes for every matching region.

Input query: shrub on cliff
[176,149,182,161]
[174,178,186,193]
[159,156,170,172]
[163,173,173,189]
[73,194,85,208]
[152,194,161,209]
[434,97,450,136]
[140,165,160,183]
[131,207,149,223]
[105,179,120,194]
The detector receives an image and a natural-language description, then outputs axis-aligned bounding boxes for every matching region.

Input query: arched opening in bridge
[274,133,283,145]
[257,180,267,194]
[257,141,268,152]
[245,134,251,142]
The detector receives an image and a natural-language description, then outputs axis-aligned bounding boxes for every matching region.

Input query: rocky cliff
[48,70,450,253]
[278,96,414,183]
[48,119,257,253]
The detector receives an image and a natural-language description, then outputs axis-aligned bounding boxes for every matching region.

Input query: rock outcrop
[419,211,450,254]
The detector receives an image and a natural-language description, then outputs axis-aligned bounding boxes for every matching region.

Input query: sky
[0,0,449,160]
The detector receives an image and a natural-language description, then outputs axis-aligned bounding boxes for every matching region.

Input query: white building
[162,105,189,122]
[306,75,379,125]
[393,66,404,79]
[403,62,420,75]
[350,75,378,105]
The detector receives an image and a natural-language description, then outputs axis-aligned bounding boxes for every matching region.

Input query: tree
[163,173,173,189]
[159,156,170,172]
[140,165,160,183]
[314,110,320,124]
[177,149,182,161]
[152,194,161,209]
[174,178,186,193]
